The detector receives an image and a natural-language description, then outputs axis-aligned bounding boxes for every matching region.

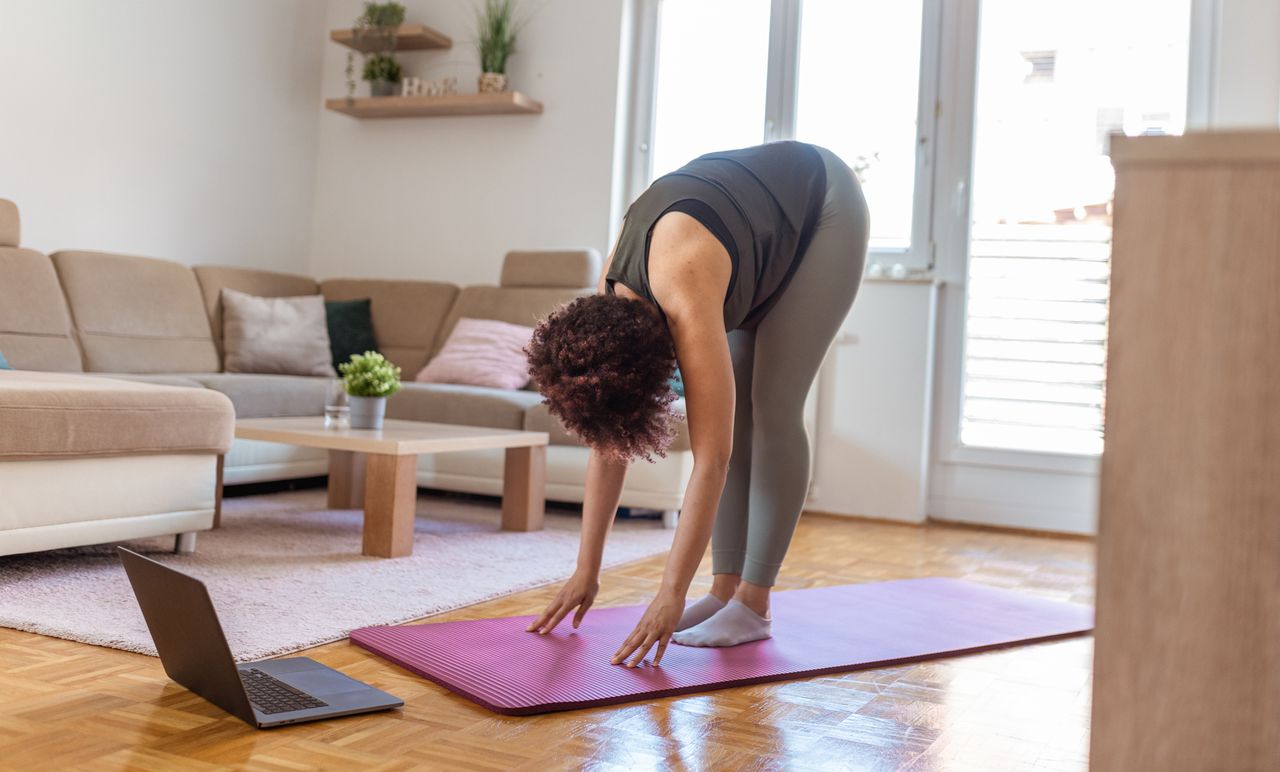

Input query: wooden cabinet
[1091,132,1280,771]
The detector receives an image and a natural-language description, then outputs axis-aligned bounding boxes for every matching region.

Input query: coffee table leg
[328,450,366,509]
[501,445,546,531]
[363,454,417,558]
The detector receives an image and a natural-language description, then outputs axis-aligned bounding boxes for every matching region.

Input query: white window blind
[960,224,1110,455]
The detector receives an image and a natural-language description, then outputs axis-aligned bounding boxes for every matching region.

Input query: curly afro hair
[527,294,678,462]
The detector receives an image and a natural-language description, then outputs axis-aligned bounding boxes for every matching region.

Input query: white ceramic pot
[348,395,387,429]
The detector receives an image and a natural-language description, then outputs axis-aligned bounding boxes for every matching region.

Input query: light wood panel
[1091,134,1280,770]
[362,454,418,558]
[1110,130,1280,164]
[324,92,544,119]
[327,450,366,509]
[329,23,452,52]
[500,445,546,532]
[236,417,548,455]
[0,501,1095,770]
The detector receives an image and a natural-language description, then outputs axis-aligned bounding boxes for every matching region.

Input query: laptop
[118,547,403,728]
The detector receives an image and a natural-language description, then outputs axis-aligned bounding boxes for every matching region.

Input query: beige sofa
[0,202,234,555]
[0,200,692,534]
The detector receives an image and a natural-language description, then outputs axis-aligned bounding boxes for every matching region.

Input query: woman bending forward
[525,141,869,667]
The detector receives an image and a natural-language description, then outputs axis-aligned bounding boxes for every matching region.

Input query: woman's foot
[674,594,726,631]
[675,573,742,631]
[671,599,771,647]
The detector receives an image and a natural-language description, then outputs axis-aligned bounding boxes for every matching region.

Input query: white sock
[671,599,772,647]
[675,594,726,632]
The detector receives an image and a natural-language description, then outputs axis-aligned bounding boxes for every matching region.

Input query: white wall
[1205,0,1280,127]
[308,0,627,285]
[0,0,326,271]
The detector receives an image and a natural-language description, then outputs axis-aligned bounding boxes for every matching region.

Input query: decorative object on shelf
[340,351,403,430]
[364,53,403,97]
[401,75,458,97]
[475,0,520,93]
[346,2,406,100]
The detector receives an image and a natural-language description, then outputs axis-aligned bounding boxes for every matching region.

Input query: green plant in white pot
[363,53,403,97]
[476,0,520,93]
[340,351,402,429]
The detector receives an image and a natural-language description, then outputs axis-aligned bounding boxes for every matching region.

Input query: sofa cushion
[325,298,379,369]
[52,251,219,373]
[193,265,319,358]
[88,373,209,389]
[322,279,459,377]
[220,289,335,377]
[0,370,233,459]
[431,286,588,360]
[0,199,19,248]
[416,318,533,390]
[0,247,84,371]
[188,373,328,419]
[388,382,544,430]
[499,249,602,289]
[524,400,692,452]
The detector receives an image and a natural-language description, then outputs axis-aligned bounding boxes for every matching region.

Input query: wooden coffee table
[234,417,549,558]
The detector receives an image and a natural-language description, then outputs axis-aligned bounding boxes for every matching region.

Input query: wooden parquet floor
[0,506,1095,771]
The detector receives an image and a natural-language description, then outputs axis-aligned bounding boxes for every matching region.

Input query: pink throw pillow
[416,318,534,390]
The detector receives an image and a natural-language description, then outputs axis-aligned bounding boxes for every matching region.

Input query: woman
[525,141,869,667]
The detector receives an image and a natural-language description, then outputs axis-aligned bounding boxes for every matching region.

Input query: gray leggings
[711,146,869,587]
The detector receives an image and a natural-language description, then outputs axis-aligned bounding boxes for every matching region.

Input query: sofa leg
[662,510,680,530]
[174,532,198,554]
[213,455,225,529]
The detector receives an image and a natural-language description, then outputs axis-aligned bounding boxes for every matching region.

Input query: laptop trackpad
[279,668,366,697]
[267,660,368,696]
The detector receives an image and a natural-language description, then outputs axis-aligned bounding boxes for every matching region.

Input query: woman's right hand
[526,569,600,635]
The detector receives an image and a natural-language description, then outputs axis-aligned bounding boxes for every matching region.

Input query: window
[958,0,1191,455]
[639,0,933,259]
[649,0,772,180]
[793,0,925,251]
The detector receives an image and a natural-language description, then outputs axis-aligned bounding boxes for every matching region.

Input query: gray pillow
[221,288,335,376]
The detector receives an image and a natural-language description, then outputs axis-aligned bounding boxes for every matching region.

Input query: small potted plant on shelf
[340,351,402,429]
[476,0,519,93]
[346,1,407,100]
[363,53,403,97]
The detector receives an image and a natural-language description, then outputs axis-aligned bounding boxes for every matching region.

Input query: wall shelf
[325,92,544,119]
[330,23,452,52]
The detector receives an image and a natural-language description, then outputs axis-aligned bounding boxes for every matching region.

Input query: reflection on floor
[0,500,1094,770]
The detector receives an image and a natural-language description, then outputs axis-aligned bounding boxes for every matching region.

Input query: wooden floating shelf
[325,92,544,119]
[330,23,452,52]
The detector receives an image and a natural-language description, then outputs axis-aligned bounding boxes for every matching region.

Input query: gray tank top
[606,141,827,331]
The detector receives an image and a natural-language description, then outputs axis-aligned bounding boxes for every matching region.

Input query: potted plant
[363,53,403,97]
[476,0,519,93]
[339,351,402,429]
[346,2,406,100]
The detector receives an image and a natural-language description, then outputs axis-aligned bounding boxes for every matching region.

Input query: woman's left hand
[611,588,684,667]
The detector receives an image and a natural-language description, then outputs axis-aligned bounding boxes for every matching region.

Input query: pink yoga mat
[351,578,1092,715]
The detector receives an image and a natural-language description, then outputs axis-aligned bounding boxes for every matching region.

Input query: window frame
[622,0,944,272]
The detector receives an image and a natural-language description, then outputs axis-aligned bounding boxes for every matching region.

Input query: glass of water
[324,378,349,428]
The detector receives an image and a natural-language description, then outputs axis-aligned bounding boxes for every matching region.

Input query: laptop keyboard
[240,668,329,714]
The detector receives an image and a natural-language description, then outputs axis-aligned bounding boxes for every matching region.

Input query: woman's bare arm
[527,225,629,635]
[609,212,736,666]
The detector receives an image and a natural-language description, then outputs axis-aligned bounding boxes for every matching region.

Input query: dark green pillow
[325,299,379,370]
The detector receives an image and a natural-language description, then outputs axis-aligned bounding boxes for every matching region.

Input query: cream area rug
[0,490,673,661]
